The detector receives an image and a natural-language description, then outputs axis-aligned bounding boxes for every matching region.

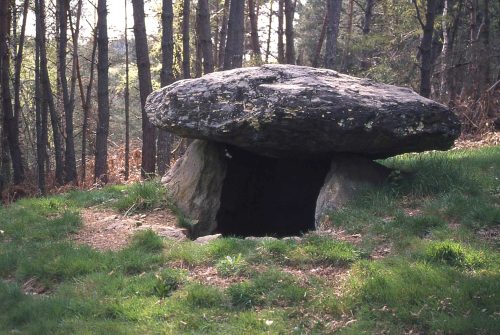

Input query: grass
[0,146,499,334]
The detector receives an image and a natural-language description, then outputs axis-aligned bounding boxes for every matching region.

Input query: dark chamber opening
[216,146,330,237]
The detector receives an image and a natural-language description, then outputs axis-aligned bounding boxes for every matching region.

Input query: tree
[224,0,245,69]
[182,0,191,78]
[0,0,24,184]
[38,0,64,185]
[197,0,214,73]
[132,0,156,178]
[124,0,131,180]
[362,0,376,35]
[265,0,274,63]
[157,0,175,176]
[248,0,262,63]
[217,0,230,69]
[58,0,77,183]
[78,27,97,185]
[34,0,46,194]
[324,0,342,69]
[277,0,285,63]
[284,0,295,64]
[95,0,110,183]
[413,0,439,98]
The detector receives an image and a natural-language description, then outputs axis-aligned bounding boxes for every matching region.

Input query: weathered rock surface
[162,140,227,237]
[146,64,460,158]
[315,155,391,228]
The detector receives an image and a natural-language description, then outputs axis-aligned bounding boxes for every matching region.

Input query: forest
[0,0,498,197]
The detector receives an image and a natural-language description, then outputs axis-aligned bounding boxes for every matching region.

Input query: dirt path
[71,207,188,251]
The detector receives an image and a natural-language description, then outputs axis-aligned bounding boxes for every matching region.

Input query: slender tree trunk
[57,0,76,183]
[439,0,449,98]
[277,0,284,63]
[362,0,376,34]
[13,0,28,123]
[195,15,203,77]
[182,0,191,78]
[213,0,220,64]
[413,0,439,98]
[94,0,110,183]
[79,28,97,185]
[342,0,354,71]
[35,26,45,194]
[324,0,342,69]
[157,0,174,176]
[312,11,327,67]
[248,0,261,63]
[478,0,490,95]
[0,0,24,184]
[132,0,156,178]
[224,0,245,69]
[218,0,230,69]
[38,0,64,185]
[198,0,214,73]
[265,0,273,63]
[284,0,294,64]
[124,0,130,180]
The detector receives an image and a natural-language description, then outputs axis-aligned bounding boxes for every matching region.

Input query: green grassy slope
[0,146,499,334]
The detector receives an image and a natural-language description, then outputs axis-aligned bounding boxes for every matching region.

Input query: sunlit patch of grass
[289,235,361,266]
[339,257,500,334]
[228,269,306,309]
[423,240,487,269]
[114,181,166,214]
[185,283,226,308]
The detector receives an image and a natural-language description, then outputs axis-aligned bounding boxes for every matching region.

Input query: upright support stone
[315,155,391,228]
[162,140,227,237]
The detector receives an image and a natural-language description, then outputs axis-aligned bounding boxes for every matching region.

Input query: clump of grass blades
[185,283,225,308]
[424,240,487,269]
[290,235,361,266]
[227,270,306,309]
[216,254,249,277]
[114,181,166,214]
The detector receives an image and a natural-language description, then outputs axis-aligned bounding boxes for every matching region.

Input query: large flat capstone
[145,64,460,158]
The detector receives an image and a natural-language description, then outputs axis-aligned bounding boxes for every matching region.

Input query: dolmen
[145,64,460,238]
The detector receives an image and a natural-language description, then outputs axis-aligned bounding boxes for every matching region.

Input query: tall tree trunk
[132,0,156,178]
[312,11,327,67]
[13,0,28,123]
[342,0,354,71]
[248,0,261,63]
[34,25,45,194]
[277,0,284,63]
[39,0,64,185]
[58,0,76,183]
[182,0,191,78]
[362,0,376,34]
[439,0,449,98]
[478,0,490,95]
[79,28,97,185]
[198,0,214,73]
[94,0,110,183]
[413,0,439,98]
[0,0,24,184]
[213,0,220,64]
[195,15,203,77]
[157,0,174,176]
[265,0,273,63]
[218,0,230,69]
[284,0,294,64]
[224,0,245,69]
[124,0,130,180]
[324,0,342,69]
